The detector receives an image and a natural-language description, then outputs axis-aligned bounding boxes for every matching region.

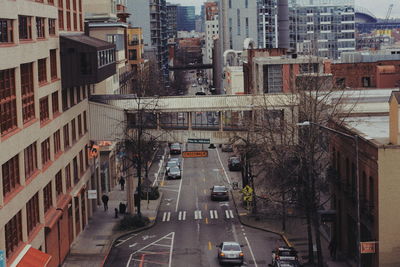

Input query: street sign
[360,241,377,254]
[182,150,208,158]
[187,138,210,144]
[88,190,97,199]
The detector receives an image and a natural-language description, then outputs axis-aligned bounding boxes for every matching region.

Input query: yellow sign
[360,242,376,254]
[182,150,208,158]
[241,185,253,194]
[88,145,99,159]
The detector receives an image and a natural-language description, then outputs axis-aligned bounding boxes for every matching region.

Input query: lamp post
[298,121,361,267]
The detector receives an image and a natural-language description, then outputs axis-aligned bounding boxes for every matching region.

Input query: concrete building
[259,0,356,59]
[166,3,178,39]
[127,27,145,72]
[218,0,259,52]
[177,6,195,32]
[329,90,400,267]
[0,0,115,266]
[127,0,169,84]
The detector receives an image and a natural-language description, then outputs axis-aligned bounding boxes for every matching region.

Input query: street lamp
[298,121,361,267]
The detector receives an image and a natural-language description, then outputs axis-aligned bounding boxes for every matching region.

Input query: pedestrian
[101,194,109,211]
[119,176,125,191]
[329,237,337,260]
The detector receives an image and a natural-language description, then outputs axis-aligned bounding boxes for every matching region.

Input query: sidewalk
[231,190,348,267]
[62,150,165,267]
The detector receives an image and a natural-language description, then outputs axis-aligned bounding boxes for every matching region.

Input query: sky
[167,0,400,18]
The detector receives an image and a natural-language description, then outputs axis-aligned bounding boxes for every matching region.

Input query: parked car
[170,143,181,155]
[168,157,181,167]
[167,166,181,179]
[221,144,234,152]
[228,156,242,171]
[216,242,244,265]
[271,246,299,266]
[210,185,229,201]
[195,91,206,95]
[166,160,179,173]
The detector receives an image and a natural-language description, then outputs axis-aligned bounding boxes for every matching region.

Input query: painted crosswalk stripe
[194,210,202,220]
[178,211,186,221]
[162,212,171,222]
[182,211,186,220]
[225,210,230,218]
[229,210,234,218]
[210,210,218,219]
[178,211,182,220]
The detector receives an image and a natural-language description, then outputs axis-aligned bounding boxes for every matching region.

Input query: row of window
[58,0,83,32]
[0,16,57,44]
[2,111,88,199]
[4,142,89,259]
[0,50,58,136]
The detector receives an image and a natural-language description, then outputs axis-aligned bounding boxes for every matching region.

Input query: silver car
[217,242,244,265]
[167,166,181,179]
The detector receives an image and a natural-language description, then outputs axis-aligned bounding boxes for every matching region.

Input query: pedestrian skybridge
[89,94,298,144]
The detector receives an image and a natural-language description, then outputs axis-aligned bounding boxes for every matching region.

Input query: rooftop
[344,116,390,145]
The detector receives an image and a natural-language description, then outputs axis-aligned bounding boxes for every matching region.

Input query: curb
[230,190,292,247]
[101,192,163,266]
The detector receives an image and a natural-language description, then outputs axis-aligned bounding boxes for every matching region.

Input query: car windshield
[171,144,180,149]
[167,161,178,168]
[280,250,296,256]
[279,262,297,267]
[170,167,180,173]
[230,158,240,163]
[223,244,241,251]
[213,186,227,192]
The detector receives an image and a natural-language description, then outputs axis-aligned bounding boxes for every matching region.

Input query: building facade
[166,3,178,39]
[259,0,356,59]
[0,0,116,266]
[176,6,195,32]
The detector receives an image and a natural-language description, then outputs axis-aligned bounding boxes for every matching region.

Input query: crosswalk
[161,209,235,222]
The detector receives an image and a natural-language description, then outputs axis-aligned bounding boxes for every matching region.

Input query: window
[5,211,22,259]
[0,68,17,135]
[245,17,249,38]
[2,155,19,198]
[79,150,84,173]
[48,0,54,5]
[66,11,71,30]
[245,0,248,8]
[78,114,82,136]
[26,193,40,235]
[73,13,77,31]
[62,88,68,111]
[65,164,71,189]
[83,111,87,132]
[0,19,13,43]
[20,63,35,123]
[237,9,240,35]
[84,144,89,166]
[73,157,78,183]
[58,6,64,31]
[43,182,52,213]
[38,58,47,84]
[53,129,61,155]
[369,176,374,207]
[49,19,56,36]
[362,77,371,87]
[19,16,32,40]
[228,0,231,8]
[36,17,45,38]
[63,124,70,149]
[39,97,49,123]
[24,143,37,178]
[71,118,76,143]
[52,91,59,114]
[128,49,137,60]
[41,138,51,166]
[55,170,62,196]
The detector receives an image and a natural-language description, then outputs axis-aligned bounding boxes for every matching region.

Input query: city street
[105,144,285,266]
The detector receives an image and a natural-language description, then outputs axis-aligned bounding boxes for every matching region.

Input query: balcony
[60,35,116,89]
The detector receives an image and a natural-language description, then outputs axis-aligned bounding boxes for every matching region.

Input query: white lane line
[178,211,182,220]
[214,210,218,219]
[152,149,167,186]
[169,232,175,267]
[115,234,136,247]
[225,210,230,219]
[162,212,167,222]
[129,243,137,248]
[215,148,232,184]
[244,235,258,267]
[175,158,184,212]
[229,210,234,218]
[166,212,171,221]
[182,211,186,220]
[210,210,214,219]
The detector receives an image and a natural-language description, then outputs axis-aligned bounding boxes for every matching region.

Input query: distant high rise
[259,0,356,59]
[177,6,196,32]
[166,3,178,39]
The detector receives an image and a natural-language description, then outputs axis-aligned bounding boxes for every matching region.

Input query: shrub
[117,214,150,231]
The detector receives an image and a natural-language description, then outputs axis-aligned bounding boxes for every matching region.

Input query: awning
[13,245,51,267]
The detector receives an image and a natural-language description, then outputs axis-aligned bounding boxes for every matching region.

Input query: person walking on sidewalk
[329,237,337,260]
[119,176,125,191]
[102,194,109,211]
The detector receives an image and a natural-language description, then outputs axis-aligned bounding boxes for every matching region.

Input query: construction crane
[385,4,394,22]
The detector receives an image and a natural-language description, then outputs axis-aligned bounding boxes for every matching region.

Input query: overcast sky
[167,0,400,18]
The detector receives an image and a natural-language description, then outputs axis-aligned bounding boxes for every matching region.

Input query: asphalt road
[105,145,285,267]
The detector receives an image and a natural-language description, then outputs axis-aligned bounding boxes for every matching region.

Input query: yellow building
[127,27,145,72]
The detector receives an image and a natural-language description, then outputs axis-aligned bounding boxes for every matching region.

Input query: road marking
[205,203,208,210]
[244,235,258,267]
[229,210,234,218]
[205,218,208,224]
[225,210,234,219]
[210,210,218,219]
[178,211,182,220]
[208,241,212,250]
[215,148,232,184]
[169,232,175,267]
[225,210,230,218]
[178,211,187,221]
[175,158,184,212]
[182,211,186,220]
[162,212,171,222]
[152,149,167,186]
[203,177,206,183]
[203,189,206,194]
[129,243,137,248]
[210,210,214,219]
[115,234,137,247]
[194,210,202,220]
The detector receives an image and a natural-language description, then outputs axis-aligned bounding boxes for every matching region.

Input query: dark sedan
[210,185,229,201]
